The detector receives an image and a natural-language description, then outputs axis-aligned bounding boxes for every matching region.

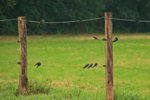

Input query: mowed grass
[0,34,150,100]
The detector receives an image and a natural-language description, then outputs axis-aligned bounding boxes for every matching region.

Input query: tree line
[0,0,150,35]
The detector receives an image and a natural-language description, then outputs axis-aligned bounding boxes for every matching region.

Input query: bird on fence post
[35,62,41,68]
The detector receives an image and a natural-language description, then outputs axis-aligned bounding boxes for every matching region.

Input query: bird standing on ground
[93,63,98,68]
[83,64,89,69]
[93,36,99,40]
[35,62,41,68]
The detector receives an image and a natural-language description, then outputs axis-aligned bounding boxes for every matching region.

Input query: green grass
[0,34,150,100]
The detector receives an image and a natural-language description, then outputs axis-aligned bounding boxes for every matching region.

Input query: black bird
[35,62,41,68]
[17,62,21,64]
[93,36,99,40]
[17,40,20,43]
[102,38,107,41]
[83,64,89,69]
[113,37,118,42]
[93,63,98,68]
[88,63,93,68]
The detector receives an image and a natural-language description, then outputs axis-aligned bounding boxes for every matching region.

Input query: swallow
[83,64,89,69]
[17,40,21,43]
[102,38,107,41]
[93,63,98,68]
[93,36,99,40]
[17,62,21,64]
[35,62,41,68]
[88,63,93,68]
[113,37,118,42]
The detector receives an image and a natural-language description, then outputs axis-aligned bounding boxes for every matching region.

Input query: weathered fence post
[18,16,28,94]
[105,12,114,100]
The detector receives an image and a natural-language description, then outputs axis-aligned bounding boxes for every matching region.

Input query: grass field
[0,34,150,100]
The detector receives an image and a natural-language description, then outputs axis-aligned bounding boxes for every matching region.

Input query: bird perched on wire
[17,62,21,64]
[113,37,118,42]
[83,64,89,69]
[102,38,107,41]
[93,63,98,68]
[93,36,99,40]
[35,62,41,68]
[88,63,93,68]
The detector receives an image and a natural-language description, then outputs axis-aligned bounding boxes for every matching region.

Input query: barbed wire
[138,20,150,23]
[0,18,17,22]
[112,18,150,23]
[111,18,137,22]
[1,17,150,24]
[26,17,104,24]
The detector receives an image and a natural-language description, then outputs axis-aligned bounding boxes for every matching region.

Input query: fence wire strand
[111,18,137,22]
[1,17,150,23]
[112,18,150,23]
[0,18,17,22]
[26,17,104,24]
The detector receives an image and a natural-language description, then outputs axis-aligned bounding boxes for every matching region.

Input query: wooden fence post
[105,12,114,100]
[18,16,28,94]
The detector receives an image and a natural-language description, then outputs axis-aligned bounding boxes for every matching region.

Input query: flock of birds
[83,63,98,69]
[17,61,42,68]
[93,36,118,42]
[17,36,118,69]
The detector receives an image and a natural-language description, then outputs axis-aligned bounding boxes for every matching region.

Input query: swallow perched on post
[93,36,99,40]
[35,62,41,68]
[83,64,89,69]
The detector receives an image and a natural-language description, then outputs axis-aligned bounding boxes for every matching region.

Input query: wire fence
[26,17,104,24]
[1,17,150,23]
[0,18,17,22]
[0,16,150,34]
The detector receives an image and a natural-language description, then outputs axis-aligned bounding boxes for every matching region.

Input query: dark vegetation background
[0,0,150,35]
